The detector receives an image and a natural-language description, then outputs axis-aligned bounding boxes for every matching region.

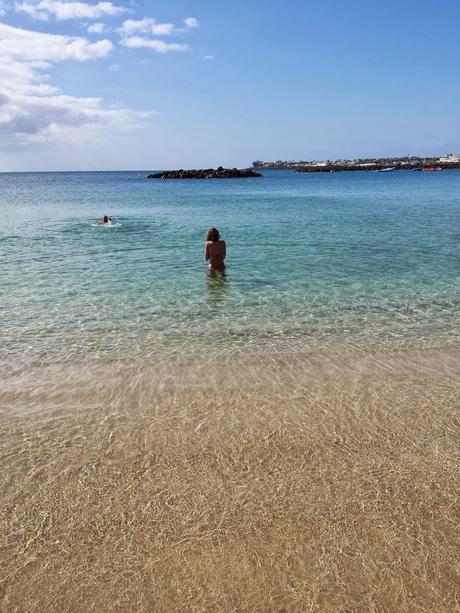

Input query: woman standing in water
[205,228,226,272]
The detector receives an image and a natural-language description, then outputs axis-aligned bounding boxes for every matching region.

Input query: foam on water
[91,222,122,227]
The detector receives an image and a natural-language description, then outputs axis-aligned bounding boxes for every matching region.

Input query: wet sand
[1,348,459,612]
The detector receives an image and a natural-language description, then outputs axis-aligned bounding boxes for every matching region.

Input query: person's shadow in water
[206,271,228,306]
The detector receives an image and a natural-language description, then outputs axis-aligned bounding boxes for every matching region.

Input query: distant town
[252,154,460,172]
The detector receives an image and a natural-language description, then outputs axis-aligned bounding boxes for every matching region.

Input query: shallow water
[2,170,460,611]
[1,169,460,387]
[1,343,459,612]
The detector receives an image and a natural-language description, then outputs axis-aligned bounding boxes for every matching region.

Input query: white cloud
[0,93,143,141]
[0,22,112,60]
[121,36,188,54]
[202,54,214,60]
[152,22,174,35]
[118,14,199,53]
[119,18,174,37]
[108,62,118,71]
[15,2,49,19]
[183,17,198,29]
[0,23,149,148]
[87,22,105,33]
[15,0,127,20]
[120,17,149,35]
[0,1,8,16]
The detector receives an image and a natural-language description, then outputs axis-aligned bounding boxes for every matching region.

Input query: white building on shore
[439,154,460,163]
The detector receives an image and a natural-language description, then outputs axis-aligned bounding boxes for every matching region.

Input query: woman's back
[205,238,226,271]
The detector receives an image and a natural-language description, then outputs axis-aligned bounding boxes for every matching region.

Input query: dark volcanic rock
[147,167,262,179]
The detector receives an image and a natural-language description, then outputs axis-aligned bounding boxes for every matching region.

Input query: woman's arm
[205,242,210,261]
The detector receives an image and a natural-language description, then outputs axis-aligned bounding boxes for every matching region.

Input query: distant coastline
[253,154,460,172]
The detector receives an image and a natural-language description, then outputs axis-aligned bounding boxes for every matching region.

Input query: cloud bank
[0,22,148,148]
[0,22,112,60]
[0,9,200,160]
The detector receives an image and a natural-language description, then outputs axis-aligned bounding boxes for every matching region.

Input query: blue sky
[1,0,459,170]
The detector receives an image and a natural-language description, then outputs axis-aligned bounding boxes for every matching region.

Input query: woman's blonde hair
[206,228,220,242]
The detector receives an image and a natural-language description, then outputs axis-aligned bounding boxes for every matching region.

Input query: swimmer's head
[206,228,220,242]
[103,215,108,223]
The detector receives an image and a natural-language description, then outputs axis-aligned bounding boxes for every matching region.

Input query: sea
[1,168,460,409]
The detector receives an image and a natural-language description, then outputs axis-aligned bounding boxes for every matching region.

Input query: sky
[1,0,460,171]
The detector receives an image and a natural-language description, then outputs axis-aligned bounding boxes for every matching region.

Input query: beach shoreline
[1,345,459,612]
[2,168,460,610]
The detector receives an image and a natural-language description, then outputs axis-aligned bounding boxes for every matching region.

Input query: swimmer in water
[205,227,226,272]
[98,215,113,225]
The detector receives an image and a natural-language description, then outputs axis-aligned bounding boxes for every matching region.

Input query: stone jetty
[147,166,262,179]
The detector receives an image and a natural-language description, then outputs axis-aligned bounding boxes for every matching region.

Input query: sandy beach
[1,347,459,612]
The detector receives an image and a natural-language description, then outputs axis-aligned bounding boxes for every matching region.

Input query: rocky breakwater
[147,166,262,179]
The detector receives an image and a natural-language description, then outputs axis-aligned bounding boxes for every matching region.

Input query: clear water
[1,169,460,374]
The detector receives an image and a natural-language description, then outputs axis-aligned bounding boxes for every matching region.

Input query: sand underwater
[1,347,459,612]
[1,170,460,610]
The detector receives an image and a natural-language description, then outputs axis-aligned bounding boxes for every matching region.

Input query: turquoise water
[2,169,460,373]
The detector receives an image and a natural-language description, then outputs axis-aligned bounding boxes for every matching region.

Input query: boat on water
[422,167,442,172]
[377,167,396,172]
